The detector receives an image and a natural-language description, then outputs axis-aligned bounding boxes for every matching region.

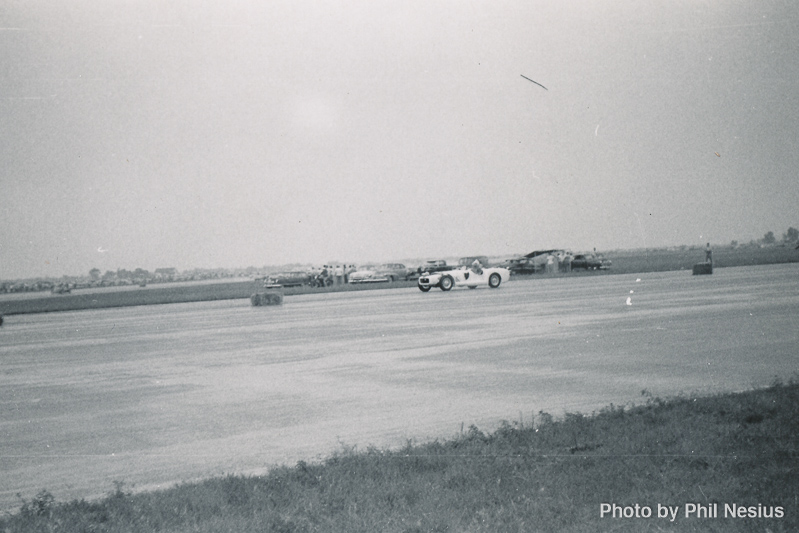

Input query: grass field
[0,280,263,316]
[2,244,796,316]
[3,380,796,532]
[603,244,798,275]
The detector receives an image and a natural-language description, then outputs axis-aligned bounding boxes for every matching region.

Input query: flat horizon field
[2,244,796,316]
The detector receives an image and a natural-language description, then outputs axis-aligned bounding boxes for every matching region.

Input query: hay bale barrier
[250,291,283,306]
[693,262,713,275]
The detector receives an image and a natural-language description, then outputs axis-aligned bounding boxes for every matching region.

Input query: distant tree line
[750,226,799,246]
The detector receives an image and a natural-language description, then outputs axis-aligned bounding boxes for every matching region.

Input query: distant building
[154,268,177,280]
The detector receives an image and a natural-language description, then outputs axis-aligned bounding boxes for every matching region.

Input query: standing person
[705,243,713,264]
[546,254,555,274]
[334,264,344,285]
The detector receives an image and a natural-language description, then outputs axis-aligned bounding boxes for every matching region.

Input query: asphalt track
[1,264,798,512]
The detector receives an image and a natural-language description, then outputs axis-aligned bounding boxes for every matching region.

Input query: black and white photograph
[1,1,798,531]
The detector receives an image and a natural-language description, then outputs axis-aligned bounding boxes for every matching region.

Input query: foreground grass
[4,382,797,533]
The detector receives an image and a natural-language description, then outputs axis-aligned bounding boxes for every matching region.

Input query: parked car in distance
[571,254,612,270]
[348,263,410,283]
[421,260,449,273]
[500,250,568,275]
[379,263,412,281]
[51,284,72,294]
[265,271,313,287]
[498,257,541,275]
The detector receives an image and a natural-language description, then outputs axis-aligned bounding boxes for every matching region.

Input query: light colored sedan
[348,263,410,284]
[347,265,387,284]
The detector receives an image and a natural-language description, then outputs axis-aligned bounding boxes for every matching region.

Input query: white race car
[417,266,510,292]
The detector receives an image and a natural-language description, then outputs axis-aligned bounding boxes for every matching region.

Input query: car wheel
[418,285,431,292]
[439,275,454,291]
[488,273,501,288]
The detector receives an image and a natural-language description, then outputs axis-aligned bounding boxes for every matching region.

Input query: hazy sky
[2,1,798,279]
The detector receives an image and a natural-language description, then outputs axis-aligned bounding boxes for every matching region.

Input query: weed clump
[17,490,55,519]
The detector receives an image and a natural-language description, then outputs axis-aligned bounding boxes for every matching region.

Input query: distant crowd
[308,264,357,286]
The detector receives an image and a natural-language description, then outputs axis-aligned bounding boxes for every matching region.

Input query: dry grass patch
[3,380,797,532]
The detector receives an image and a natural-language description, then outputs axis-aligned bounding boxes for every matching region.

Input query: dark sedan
[499,257,541,275]
[265,271,313,287]
[571,254,612,270]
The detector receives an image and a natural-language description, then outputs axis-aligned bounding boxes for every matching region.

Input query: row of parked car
[498,250,612,274]
[261,251,611,288]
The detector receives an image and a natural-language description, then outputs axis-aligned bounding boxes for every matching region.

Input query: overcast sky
[2,1,797,279]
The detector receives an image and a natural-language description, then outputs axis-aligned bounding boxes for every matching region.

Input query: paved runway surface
[2,264,797,511]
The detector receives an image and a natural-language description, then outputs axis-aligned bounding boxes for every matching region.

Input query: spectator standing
[562,252,573,272]
[546,254,555,274]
